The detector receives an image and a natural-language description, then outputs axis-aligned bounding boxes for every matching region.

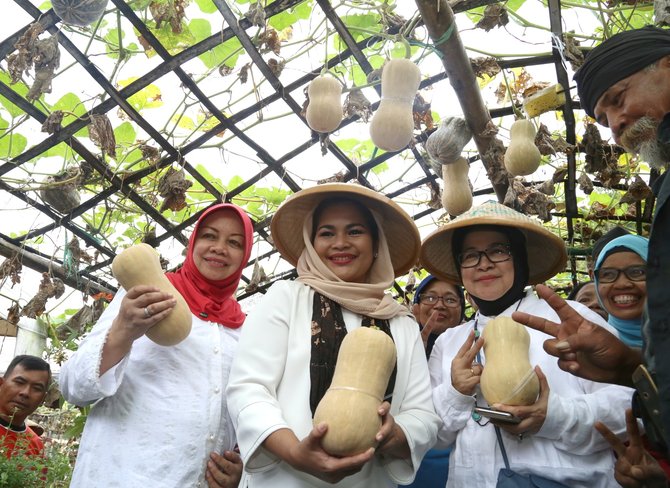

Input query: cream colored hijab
[296,208,410,320]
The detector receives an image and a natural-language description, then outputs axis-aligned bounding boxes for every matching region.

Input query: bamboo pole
[415,0,509,202]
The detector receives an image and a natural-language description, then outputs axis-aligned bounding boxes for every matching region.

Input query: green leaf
[171,114,196,130]
[268,1,313,30]
[53,93,89,137]
[42,141,70,159]
[199,37,243,69]
[114,121,137,148]
[117,78,164,111]
[194,0,217,13]
[0,117,28,159]
[189,18,212,42]
[505,0,527,13]
[0,72,30,119]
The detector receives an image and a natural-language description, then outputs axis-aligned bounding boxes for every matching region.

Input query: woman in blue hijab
[593,234,649,348]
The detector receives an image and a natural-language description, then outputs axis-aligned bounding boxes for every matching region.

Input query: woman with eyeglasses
[594,235,649,348]
[412,275,466,358]
[419,201,633,488]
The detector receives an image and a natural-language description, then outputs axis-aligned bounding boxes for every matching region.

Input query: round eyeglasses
[419,294,461,307]
[596,265,646,284]
[457,244,512,268]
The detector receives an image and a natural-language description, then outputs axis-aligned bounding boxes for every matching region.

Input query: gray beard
[639,139,670,170]
[620,116,670,169]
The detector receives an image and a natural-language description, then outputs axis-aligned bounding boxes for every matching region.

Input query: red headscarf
[166,203,253,328]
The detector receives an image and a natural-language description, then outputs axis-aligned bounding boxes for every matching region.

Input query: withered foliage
[89,114,117,157]
[239,63,251,84]
[535,124,574,156]
[343,88,372,122]
[150,0,188,33]
[21,273,65,318]
[588,201,615,219]
[245,261,268,293]
[7,303,20,326]
[0,254,22,287]
[620,175,652,203]
[7,23,61,101]
[55,299,105,341]
[578,172,594,194]
[258,28,281,55]
[317,170,347,184]
[40,165,83,214]
[470,57,501,79]
[140,143,161,162]
[413,93,434,131]
[267,58,285,77]
[428,185,442,210]
[245,1,266,27]
[476,4,509,31]
[158,166,193,212]
[65,237,93,269]
[562,33,584,71]
[41,110,64,134]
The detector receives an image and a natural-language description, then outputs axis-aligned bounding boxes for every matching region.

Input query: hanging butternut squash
[305,75,344,134]
[369,58,421,152]
[503,119,542,176]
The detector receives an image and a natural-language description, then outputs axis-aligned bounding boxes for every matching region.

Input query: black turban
[574,26,670,118]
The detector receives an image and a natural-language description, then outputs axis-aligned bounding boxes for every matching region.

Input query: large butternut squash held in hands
[112,243,192,346]
[313,327,397,456]
[480,316,539,405]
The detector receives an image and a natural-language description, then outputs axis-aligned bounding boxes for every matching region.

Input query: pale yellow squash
[480,316,539,405]
[313,327,397,456]
[112,243,192,346]
[305,76,344,133]
[503,119,542,176]
[441,157,473,216]
[369,58,421,152]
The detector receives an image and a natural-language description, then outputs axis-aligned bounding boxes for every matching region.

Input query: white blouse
[59,289,241,488]
[226,280,440,488]
[428,290,634,487]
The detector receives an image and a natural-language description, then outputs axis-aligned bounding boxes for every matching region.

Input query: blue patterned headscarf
[594,235,649,347]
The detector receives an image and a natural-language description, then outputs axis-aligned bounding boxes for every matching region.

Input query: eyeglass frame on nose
[596,264,647,284]
[457,244,512,269]
[418,294,461,307]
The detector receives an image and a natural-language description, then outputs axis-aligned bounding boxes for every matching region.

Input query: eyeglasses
[596,265,647,284]
[457,244,512,268]
[419,294,461,307]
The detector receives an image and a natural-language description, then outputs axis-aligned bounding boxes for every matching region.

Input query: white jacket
[60,289,240,488]
[428,290,633,487]
[226,280,440,487]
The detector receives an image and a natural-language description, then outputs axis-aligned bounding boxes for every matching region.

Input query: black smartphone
[473,407,521,424]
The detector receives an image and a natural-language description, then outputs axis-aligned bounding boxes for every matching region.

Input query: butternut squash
[305,75,344,133]
[480,316,539,405]
[441,156,473,216]
[369,58,421,152]
[503,119,542,176]
[313,327,397,456]
[112,243,192,346]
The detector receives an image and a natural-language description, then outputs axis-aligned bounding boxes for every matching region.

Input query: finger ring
[143,307,151,318]
[470,367,476,376]
[518,433,524,441]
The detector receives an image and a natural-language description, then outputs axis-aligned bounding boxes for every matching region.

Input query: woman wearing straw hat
[420,201,633,488]
[226,183,440,487]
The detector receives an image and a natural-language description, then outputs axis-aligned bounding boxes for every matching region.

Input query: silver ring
[470,367,476,376]
[143,306,151,318]
[518,433,524,441]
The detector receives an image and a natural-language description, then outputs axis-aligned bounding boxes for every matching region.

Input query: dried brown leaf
[41,110,64,134]
[267,58,285,78]
[21,273,65,318]
[239,63,250,84]
[258,28,281,55]
[7,303,20,326]
[470,57,501,79]
[620,175,652,203]
[0,254,22,287]
[562,32,584,70]
[343,88,372,122]
[413,93,433,131]
[89,114,117,157]
[245,1,266,27]
[476,4,509,31]
[158,167,193,212]
[578,172,594,194]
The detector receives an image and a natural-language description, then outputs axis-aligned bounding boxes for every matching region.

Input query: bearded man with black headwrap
[512,25,670,483]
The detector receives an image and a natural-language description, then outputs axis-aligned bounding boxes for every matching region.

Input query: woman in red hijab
[60,203,253,488]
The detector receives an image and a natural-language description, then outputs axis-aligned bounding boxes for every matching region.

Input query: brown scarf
[309,292,397,415]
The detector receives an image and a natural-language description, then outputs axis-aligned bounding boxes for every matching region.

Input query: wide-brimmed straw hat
[420,201,567,285]
[271,183,420,277]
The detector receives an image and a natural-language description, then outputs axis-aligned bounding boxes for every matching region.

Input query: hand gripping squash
[305,75,344,133]
[369,58,421,152]
[112,244,192,346]
[480,316,539,406]
[313,327,397,456]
